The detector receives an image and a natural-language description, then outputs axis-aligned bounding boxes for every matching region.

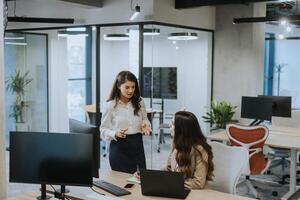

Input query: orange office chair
[226,124,271,198]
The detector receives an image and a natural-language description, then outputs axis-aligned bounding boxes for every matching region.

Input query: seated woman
[165,111,214,189]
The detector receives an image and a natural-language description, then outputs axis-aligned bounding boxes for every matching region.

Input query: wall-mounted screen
[143,67,177,99]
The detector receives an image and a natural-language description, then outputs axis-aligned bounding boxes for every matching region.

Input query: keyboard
[93,180,131,196]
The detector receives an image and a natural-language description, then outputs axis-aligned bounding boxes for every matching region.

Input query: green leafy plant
[6,69,33,123]
[203,100,237,129]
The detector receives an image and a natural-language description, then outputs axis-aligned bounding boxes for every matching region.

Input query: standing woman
[166,111,214,189]
[100,71,151,173]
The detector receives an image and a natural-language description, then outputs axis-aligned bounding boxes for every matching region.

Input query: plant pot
[15,122,29,131]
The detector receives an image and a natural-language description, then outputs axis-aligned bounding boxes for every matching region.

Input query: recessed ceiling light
[167,32,198,40]
[280,19,287,26]
[277,34,285,40]
[286,26,292,32]
[103,34,129,41]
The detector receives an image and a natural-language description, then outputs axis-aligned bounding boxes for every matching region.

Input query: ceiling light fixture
[57,30,88,37]
[280,19,288,26]
[4,36,25,40]
[8,17,74,24]
[103,34,129,41]
[5,42,27,46]
[143,28,160,36]
[277,34,285,40]
[286,26,292,32]
[130,0,140,21]
[126,28,160,36]
[167,32,198,40]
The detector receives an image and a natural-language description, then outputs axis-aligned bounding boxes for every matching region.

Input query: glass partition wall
[98,24,212,169]
[5,23,212,172]
[143,24,212,169]
[4,32,48,144]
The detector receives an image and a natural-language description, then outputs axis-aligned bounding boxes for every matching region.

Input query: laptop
[140,169,190,199]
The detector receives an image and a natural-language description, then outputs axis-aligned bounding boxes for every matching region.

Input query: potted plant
[6,69,33,125]
[203,100,237,130]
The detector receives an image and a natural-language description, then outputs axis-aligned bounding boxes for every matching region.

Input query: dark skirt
[109,133,146,174]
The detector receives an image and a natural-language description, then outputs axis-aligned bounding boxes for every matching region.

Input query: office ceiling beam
[233,14,300,23]
[8,17,74,24]
[59,0,103,8]
[175,0,273,9]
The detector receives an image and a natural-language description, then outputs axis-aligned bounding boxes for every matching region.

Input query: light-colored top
[165,145,209,190]
[100,98,150,141]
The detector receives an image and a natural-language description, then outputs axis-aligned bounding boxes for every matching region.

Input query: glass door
[143,24,213,169]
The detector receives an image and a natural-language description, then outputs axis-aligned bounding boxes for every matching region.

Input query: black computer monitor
[69,118,100,178]
[10,131,93,198]
[241,96,273,121]
[258,95,292,118]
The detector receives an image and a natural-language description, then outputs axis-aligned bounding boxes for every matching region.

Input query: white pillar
[0,0,7,198]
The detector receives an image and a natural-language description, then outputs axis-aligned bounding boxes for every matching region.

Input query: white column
[0,0,7,198]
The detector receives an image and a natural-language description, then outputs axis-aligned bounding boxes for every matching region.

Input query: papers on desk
[86,192,125,200]
[126,176,141,184]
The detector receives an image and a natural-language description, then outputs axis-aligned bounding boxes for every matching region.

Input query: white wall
[213,3,266,124]
[153,0,215,30]
[0,0,7,197]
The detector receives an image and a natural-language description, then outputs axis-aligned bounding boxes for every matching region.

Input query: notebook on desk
[140,169,190,199]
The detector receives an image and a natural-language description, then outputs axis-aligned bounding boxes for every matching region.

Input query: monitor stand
[44,185,82,200]
[37,184,51,200]
[249,119,264,126]
[54,185,70,200]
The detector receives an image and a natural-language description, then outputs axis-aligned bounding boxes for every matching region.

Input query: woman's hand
[115,128,128,139]
[133,171,140,180]
[141,122,152,135]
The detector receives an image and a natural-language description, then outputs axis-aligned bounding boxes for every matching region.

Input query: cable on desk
[50,184,57,193]
[90,186,105,196]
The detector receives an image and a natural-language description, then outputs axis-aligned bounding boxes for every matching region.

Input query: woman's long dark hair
[173,111,214,181]
[108,71,141,115]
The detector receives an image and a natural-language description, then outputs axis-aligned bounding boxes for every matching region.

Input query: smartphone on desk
[124,183,134,188]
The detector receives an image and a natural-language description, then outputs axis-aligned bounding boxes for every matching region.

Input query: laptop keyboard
[93,180,131,196]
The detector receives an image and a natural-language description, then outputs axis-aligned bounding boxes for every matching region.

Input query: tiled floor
[6,135,300,199]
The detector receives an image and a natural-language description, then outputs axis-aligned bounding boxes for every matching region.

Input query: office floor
[6,135,300,199]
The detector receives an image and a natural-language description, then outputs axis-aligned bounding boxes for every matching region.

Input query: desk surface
[207,128,300,150]
[7,170,254,200]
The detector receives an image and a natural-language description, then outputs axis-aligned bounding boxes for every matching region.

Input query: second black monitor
[258,95,292,118]
[241,96,273,121]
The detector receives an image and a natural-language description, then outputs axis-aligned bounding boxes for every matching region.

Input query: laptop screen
[140,169,190,199]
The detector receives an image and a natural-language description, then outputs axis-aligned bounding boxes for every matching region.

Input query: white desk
[207,127,300,200]
[7,169,254,200]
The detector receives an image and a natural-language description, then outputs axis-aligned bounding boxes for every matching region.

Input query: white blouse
[100,98,151,141]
